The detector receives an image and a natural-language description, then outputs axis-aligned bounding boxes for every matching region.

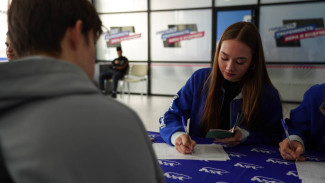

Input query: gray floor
[114,94,299,132]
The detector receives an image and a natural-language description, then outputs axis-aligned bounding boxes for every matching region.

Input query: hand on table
[279,139,305,161]
[214,128,242,146]
[175,134,196,154]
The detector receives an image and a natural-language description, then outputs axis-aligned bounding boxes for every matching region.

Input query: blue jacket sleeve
[159,68,209,145]
[159,77,194,145]
[286,84,325,150]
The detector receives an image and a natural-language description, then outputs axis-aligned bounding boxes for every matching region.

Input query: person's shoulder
[306,83,325,94]
[261,83,280,99]
[192,67,212,78]
[303,83,325,101]
[262,83,278,92]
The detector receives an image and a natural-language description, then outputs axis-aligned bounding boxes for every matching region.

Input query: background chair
[105,66,130,95]
[122,64,148,96]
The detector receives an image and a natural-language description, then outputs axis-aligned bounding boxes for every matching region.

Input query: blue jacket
[159,68,283,146]
[287,83,325,152]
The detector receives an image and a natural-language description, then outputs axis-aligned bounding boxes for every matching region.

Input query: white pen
[182,116,194,153]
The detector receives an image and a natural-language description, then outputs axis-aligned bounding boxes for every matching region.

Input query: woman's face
[218,39,253,82]
[5,36,18,61]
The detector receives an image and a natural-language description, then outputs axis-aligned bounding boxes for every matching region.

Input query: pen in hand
[182,116,194,154]
[232,112,243,133]
[281,119,294,151]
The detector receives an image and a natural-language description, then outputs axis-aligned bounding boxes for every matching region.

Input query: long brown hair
[201,22,274,133]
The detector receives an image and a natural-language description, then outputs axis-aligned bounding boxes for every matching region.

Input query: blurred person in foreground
[0,0,164,182]
[5,32,18,61]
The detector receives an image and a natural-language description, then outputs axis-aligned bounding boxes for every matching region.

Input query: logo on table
[287,171,298,177]
[148,134,160,139]
[199,167,229,175]
[234,162,263,170]
[251,148,275,154]
[164,172,191,181]
[227,151,247,158]
[266,158,293,166]
[251,176,285,183]
[304,155,325,162]
[158,160,181,167]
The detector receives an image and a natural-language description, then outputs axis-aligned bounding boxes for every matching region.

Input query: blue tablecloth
[148,131,325,183]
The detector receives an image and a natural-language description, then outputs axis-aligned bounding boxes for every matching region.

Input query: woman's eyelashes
[221,56,228,61]
[221,56,246,65]
[236,59,246,65]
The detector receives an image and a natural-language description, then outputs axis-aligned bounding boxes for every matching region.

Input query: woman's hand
[214,128,242,146]
[279,139,305,161]
[175,134,196,154]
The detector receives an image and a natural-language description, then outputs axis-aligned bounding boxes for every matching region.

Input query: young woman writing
[159,22,283,154]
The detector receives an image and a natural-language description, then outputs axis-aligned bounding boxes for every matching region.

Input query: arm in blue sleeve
[159,74,196,146]
[286,87,314,145]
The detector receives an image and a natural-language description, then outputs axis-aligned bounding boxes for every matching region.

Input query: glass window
[151,0,211,10]
[215,0,257,7]
[94,0,147,13]
[216,10,252,42]
[259,2,325,62]
[150,10,212,62]
[96,13,148,61]
[151,63,210,95]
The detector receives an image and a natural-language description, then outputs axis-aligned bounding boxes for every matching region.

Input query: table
[148,131,325,183]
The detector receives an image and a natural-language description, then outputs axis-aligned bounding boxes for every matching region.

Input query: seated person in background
[279,83,325,161]
[159,22,283,154]
[99,46,129,98]
[1,0,164,182]
[5,32,18,61]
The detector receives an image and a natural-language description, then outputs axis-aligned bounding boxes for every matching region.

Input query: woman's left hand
[214,128,242,146]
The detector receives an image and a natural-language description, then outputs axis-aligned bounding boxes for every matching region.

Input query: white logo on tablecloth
[199,167,229,175]
[234,162,263,170]
[251,148,275,154]
[148,134,160,139]
[287,171,298,177]
[227,151,247,158]
[266,158,293,166]
[251,176,285,183]
[164,172,191,181]
[158,160,181,167]
[304,155,325,162]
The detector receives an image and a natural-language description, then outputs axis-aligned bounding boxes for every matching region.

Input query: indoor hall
[1,0,325,183]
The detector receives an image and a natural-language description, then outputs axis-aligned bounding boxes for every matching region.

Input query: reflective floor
[113,94,299,132]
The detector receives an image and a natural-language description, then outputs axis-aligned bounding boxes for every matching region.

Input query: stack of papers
[296,161,325,183]
[152,143,230,161]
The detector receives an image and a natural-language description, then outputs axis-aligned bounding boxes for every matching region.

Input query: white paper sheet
[152,143,230,161]
[296,161,325,182]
